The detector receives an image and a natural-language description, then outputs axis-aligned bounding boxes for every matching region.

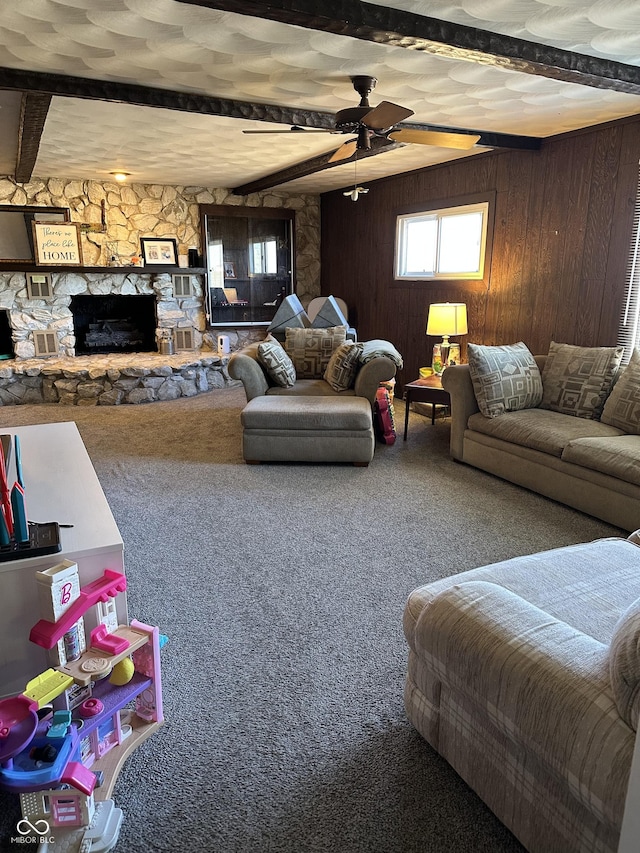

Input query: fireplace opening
[70,295,157,355]
[0,311,14,359]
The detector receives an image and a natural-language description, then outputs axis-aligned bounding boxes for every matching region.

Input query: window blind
[618,162,640,365]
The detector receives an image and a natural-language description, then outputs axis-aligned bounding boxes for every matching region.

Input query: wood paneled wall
[320,116,640,389]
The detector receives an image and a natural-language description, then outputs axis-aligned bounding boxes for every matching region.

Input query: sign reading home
[33,222,83,266]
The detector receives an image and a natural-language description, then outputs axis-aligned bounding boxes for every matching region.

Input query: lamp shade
[426,303,468,336]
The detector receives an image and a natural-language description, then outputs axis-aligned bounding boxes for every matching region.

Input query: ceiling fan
[243,75,481,163]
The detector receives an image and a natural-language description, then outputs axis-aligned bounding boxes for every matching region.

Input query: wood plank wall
[320,116,640,390]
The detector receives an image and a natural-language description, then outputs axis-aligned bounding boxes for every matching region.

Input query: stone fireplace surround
[0,268,204,359]
[0,268,244,405]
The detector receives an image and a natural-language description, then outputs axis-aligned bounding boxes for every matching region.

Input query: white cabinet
[0,422,125,698]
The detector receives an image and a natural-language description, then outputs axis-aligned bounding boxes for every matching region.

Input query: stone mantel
[0,263,207,274]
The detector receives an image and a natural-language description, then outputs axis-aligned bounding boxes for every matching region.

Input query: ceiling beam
[0,67,539,152]
[0,67,336,129]
[175,0,640,96]
[232,137,401,194]
[15,92,51,182]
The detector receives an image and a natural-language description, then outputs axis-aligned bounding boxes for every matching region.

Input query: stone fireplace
[0,270,238,406]
[0,270,206,359]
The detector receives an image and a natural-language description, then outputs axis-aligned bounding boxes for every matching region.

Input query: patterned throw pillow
[284,326,347,379]
[601,348,640,433]
[467,341,543,418]
[540,342,623,420]
[257,340,296,388]
[324,341,363,391]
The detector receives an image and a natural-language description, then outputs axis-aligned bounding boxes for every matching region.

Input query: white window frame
[618,162,640,365]
[395,201,489,281]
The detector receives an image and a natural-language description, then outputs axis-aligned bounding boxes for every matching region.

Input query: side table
[403,376,451,440]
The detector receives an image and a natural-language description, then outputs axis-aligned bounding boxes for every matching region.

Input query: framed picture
[140,237,178,266]
[32,221,83,266]
[224,261,236,279]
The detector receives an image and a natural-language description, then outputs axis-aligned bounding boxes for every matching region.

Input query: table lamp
[426,302,468,375]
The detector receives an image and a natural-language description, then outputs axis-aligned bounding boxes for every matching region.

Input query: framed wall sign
[140,237,178,266]
[32,221,83,266]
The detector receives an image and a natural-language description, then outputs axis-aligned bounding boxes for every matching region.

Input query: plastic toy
[0,561,165,852]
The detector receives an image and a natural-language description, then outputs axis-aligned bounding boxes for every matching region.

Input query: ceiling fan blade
[328,139,358,163]
[243,126,333,134]
[362,101,414,130]
[389,128,481,149]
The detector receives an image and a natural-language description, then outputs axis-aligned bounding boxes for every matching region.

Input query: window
[618,163,640,365]
[250,238,277,276]
[395,201,489,280]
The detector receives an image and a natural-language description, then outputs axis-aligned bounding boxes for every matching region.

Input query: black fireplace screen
[70,295,157,355]
[0,311,13,359]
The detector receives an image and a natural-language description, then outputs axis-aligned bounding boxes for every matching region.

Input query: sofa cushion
[467,341,543,418]
[540,342,623,419]
[323,341,363,391]
[266,379,355,397]
[562,435,640,487]
[284,326,347,379]
[404,537,640,646]
[601,348,640,433]
[609,595,640,730]
[257,339,296,388]
[467,407,622,457]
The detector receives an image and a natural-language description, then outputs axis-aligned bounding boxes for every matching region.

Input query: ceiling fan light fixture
[343,186,369,202]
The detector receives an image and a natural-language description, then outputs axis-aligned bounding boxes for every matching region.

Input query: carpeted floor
[0,388,623,852]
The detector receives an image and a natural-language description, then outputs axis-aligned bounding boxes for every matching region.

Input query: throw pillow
[257,339,296,388]
[467,341,543,418]
[540,342,623,420]
[324,341,363,391]
[601,348,640,433]
[284,326,347,379]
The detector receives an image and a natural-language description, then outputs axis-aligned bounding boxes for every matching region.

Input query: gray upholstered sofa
[404,533,640,853]
[441,350,640,531]
[229,337,399,406]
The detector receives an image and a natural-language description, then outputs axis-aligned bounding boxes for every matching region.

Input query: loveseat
[403,533,640,853]
[441,341,640,531]
[229,329,401,406]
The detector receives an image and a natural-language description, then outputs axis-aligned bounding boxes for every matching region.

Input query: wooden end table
[403,376,451,440]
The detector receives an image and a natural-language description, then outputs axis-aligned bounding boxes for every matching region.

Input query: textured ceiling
[0,0,639,194]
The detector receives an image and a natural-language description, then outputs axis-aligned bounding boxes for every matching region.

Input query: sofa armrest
[411,580,632,829]
[228,343,269,402]
[441,364,479,460]
[353,356,397,405]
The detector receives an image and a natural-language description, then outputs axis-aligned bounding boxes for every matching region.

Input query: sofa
[229,330,401,406]
[403,533,640,853]
[441,341,640,531]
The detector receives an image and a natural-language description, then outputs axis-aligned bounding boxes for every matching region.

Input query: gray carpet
[0,389,622,852]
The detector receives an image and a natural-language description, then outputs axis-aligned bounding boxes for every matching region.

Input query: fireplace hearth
[70,295,157,355]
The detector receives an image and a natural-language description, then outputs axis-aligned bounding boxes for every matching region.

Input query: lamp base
[432,342,450,375]
[432,340,462,374]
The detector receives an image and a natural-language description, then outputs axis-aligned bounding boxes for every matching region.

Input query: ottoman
[240,396,375,465]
